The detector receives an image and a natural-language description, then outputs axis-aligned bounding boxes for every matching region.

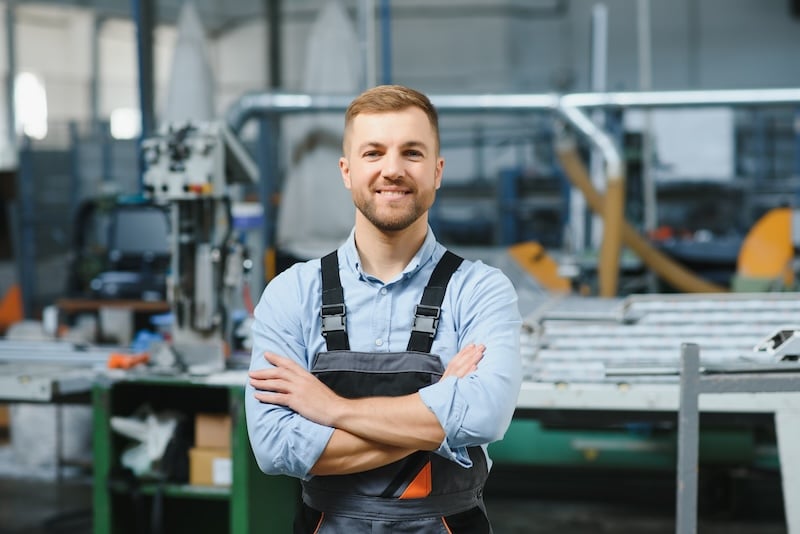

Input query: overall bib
[295,250,491,534]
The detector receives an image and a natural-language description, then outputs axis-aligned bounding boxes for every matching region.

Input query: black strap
[320,251,349,350]
[407,251,463,353]
[320,250,463,353]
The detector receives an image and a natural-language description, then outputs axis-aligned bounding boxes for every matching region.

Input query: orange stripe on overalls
[399,461,432,499]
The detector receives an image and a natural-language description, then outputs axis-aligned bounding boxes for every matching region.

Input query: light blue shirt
[245,228,522,480]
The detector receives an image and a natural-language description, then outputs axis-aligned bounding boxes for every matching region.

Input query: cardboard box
[194,413,231,449]
[189,447,232,486]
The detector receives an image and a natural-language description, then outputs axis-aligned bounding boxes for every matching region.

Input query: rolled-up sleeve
[245,268,334,480]
[418,265,522,465]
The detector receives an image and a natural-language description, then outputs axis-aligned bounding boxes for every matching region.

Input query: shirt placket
[372,284,392,351]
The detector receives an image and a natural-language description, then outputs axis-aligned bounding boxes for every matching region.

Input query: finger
[253,391,290,406]
[250,378,291,393]
[249,368,282,379]
[263,352,305,375]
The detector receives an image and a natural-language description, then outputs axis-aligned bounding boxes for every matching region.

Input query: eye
[405,149,423,159]
[362,150,381,159]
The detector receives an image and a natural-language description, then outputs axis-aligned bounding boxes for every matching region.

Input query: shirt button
[375,338,383,347]
[380,288,387,295]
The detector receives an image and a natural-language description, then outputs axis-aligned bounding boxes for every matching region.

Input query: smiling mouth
[376,190,410,198]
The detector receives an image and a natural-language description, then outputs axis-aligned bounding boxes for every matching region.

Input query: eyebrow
[357,140,430,152]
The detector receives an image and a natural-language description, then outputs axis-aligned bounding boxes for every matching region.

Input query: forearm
[310,429,416,475]
[330,393,446,450]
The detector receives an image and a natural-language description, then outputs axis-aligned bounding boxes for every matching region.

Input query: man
[246,84,522,533]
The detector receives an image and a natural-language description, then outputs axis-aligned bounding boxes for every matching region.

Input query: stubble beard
[354,189,433,233]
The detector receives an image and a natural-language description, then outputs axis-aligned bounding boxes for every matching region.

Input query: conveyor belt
[522,292,800,382]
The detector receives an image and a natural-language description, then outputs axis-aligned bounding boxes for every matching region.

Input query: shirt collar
[339,226,439,283]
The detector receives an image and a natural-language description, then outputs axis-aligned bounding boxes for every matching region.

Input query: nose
[381,151,404,180]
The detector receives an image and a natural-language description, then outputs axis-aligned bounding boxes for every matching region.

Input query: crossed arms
[248,343,485,475]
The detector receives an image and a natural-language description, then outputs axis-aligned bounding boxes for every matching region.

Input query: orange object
[737,207,795,287]
[507,242,571,293]
[0,284,24,334]
[107,352,150,369]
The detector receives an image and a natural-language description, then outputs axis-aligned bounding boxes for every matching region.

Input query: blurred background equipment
[140,121,257,373]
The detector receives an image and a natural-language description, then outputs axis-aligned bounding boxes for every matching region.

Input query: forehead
[348,108,436,145]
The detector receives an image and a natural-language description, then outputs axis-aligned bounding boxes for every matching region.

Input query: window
[14,72,48,140]
[110,107,142,140]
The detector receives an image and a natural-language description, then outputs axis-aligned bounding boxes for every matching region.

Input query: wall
[3,0,800,133]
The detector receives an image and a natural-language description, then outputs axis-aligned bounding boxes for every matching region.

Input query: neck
[354,216,428,282]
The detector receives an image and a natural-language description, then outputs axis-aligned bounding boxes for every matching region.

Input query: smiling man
[246,85,522,533]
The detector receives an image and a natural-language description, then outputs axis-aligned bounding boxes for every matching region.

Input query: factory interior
[1,0,800,532]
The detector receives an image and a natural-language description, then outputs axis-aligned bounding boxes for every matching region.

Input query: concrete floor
[0,468,787,534]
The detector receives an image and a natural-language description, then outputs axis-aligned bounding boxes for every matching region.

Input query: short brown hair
[343,85,440,154]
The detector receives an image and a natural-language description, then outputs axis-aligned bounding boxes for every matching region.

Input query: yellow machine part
[737,207,794,286]
[507,242,572,294]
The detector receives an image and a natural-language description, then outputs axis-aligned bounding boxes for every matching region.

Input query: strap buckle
[413,304,441,337]
[321,304,346,336]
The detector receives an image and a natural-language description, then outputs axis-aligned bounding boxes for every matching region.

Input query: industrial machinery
[140,121,258,373]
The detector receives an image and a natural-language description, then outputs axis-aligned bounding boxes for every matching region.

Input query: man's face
[339,107,444,233]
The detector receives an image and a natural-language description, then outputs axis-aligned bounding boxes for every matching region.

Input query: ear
[339,157,352,190]
[434,157,444,190]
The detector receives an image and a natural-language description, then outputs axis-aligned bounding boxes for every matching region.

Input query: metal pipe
[226,91,560,133]
[560,104,624,297]
[227,88,800,132]
[563,88,800,109]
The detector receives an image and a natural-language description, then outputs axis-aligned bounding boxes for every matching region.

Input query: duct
[562,88,800,109]
[226,91,560,134]
[227,87,800,135]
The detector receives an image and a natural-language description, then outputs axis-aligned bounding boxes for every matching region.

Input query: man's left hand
[249,352,342,427]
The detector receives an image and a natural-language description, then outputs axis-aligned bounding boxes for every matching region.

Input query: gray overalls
[295,250,491,533]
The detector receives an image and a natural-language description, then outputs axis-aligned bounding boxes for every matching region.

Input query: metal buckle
[413,305,440,337]
[320,304,346,336]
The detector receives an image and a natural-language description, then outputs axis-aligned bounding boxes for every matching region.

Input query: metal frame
[677,343,800,534]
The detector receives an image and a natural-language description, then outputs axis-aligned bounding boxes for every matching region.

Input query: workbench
[91,371,298,534]
[515,363,800,533]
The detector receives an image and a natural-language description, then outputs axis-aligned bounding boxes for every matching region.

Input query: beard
[352,185,434,232]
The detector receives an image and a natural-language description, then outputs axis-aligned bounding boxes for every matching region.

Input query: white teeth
[379,191,406,197]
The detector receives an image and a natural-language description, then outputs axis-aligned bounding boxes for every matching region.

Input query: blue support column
[68,122,81,220]
[131,0,155,188]
[5,0,17,154]
[497,168,518,245]
[15,136,35,317]
[794,108,800,181]
[379,0,392,85]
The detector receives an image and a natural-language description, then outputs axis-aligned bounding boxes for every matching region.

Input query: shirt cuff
[418,376,472,468]
[291,417,336,480]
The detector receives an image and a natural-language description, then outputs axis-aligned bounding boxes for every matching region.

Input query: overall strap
[320,251,349,350]
[407,251,464,353]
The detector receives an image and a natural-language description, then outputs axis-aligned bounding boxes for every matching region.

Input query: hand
[441,343,485,380]
[249,352,342,427]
